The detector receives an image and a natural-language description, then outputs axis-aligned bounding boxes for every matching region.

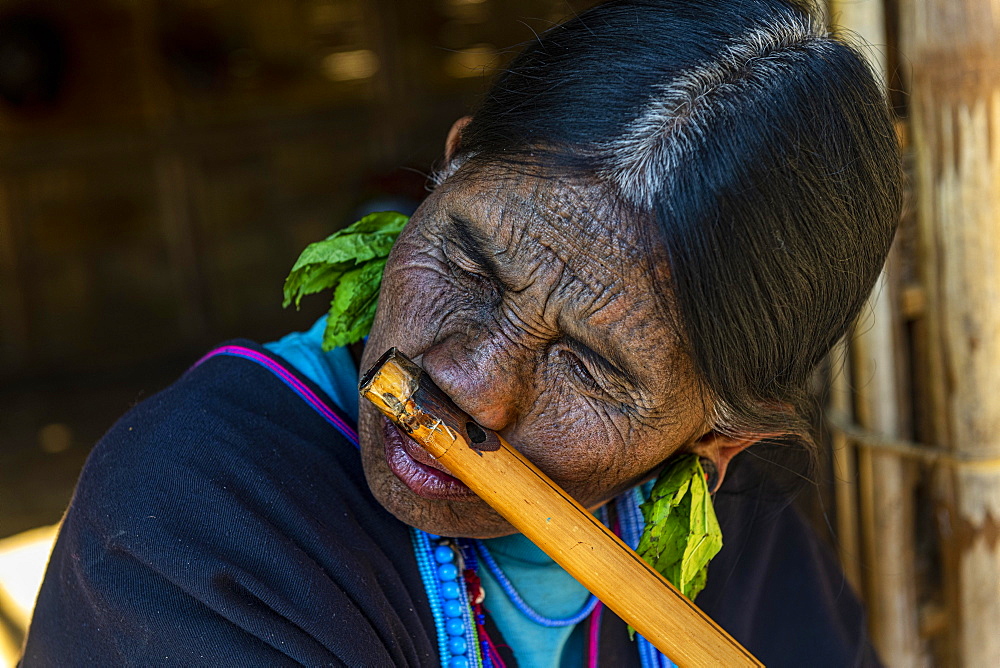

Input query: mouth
[381,416,479,501]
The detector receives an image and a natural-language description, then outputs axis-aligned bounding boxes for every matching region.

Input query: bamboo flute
[360,348,763,668]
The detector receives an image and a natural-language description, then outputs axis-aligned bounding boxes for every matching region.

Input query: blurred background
[0,0,600,660]
[2,0,999,666]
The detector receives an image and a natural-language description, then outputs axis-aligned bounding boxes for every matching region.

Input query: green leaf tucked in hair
[636,455,723,601]
[282,211,407,350]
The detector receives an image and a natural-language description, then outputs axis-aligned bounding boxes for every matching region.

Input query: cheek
[370,241,463,350]
[515,373,668,503]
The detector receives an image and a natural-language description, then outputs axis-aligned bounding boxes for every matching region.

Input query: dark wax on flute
[359,347,763,668]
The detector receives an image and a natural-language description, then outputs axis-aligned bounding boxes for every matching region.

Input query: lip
[381,416,479,501]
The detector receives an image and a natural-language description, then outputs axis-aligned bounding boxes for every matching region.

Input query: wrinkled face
[358,164,708,538]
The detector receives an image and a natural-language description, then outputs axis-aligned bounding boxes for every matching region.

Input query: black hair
[443,0,901,453]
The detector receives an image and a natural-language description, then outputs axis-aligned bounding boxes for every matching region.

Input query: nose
[419,329,528,433]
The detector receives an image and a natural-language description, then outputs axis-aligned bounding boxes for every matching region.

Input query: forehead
[443,166,649,272]
[436,165,689,389]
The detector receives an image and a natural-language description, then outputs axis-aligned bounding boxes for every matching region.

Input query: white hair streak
[430,153,475,188]
[597,13,830,209]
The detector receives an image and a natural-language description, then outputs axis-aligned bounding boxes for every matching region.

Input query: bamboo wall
[0,0,597,384]
[825,0,1000,665]
[0,0,600,542]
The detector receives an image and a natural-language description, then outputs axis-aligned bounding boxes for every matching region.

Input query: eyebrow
[447,213,505,275]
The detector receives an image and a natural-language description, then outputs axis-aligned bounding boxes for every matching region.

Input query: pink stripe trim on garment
[191,344,360,447]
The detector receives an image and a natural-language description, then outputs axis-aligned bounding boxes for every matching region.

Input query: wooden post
[851,262,921,667]
[361,348,763,668]
[828,3,922,663]
[829,340,863,593]
[900,0,1000,663]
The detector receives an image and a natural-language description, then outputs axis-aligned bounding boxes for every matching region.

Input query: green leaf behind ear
[635,455,722,602]
[282,211,407,348]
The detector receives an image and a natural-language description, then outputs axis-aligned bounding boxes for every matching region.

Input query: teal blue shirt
[265,320,591,667]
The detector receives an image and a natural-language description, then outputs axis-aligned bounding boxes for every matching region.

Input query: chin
[410,505,518,540]
[370,473,518,539]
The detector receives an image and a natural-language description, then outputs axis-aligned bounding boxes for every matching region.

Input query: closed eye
[445,241,489,277]
[555,348,608,397]
[443,241,501,305]
[553,345,638,414]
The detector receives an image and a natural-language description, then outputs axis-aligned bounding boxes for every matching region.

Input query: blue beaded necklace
[411,530,487,668]
[475,541,600,627]
[412,491,678,668]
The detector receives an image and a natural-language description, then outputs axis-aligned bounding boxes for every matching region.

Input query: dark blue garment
[23,341,879,667]
[701,473,882,667]
[23,342,437,666]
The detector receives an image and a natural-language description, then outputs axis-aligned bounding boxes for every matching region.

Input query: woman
[23,0,899,666]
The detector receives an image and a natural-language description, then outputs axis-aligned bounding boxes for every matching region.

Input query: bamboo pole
[851,263,921,667]
[361,348,763,668]
[900,0,1000,663]
[828,3,922,662]
[830,340,863,593]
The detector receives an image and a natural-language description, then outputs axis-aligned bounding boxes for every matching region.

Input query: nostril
[465,421,486,444]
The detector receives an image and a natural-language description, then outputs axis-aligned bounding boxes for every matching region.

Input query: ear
[687,431,770,493]
[444,116,473,163]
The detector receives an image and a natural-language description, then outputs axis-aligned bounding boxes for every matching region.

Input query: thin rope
[826,409,1000,470]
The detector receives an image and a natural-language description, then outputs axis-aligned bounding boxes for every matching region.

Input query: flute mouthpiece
[359,348,500,453]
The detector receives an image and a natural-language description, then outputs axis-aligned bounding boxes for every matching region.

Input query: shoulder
[76,342,365,512]
[24,341,436,667]
[65,342,373,552]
